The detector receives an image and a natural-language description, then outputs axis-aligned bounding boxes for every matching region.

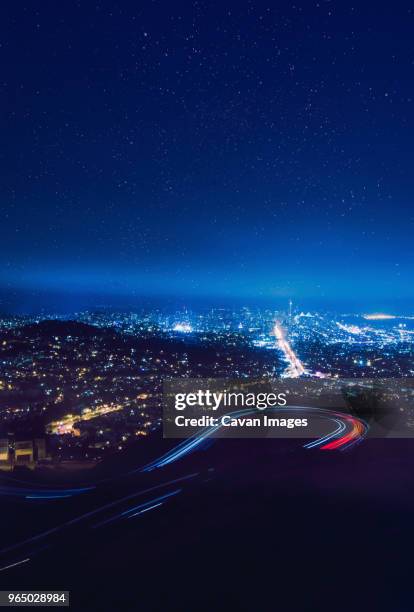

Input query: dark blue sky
[2,1,414,308]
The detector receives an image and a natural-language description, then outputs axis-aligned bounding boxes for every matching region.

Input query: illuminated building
[0,438,10,470]
[14,440,34,468]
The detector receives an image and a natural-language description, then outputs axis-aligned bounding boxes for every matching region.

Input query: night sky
[2,2,414,309]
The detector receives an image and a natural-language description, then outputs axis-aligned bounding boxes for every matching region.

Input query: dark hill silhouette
[16,319,105,338]
[3,319,188,354]
[1,319,259,371]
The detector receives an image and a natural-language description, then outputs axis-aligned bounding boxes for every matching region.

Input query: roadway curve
[0,406,368,573]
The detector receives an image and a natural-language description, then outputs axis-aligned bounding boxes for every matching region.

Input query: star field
[2,1,414,309]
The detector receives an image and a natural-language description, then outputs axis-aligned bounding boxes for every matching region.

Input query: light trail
[0,473,199,558]
[0,410,368,573]
[92,488,182,528]
[273,322,307,377]
[128,502,163,518]
[0,558,30,573]
[316,415,367,450]
[141,406,368,472]
[0,484,94,501]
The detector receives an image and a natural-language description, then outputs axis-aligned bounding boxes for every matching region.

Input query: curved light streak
[1,409,367,499]
[141,406,368,472]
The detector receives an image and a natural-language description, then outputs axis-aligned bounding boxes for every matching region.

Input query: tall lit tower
[288,299,293,322]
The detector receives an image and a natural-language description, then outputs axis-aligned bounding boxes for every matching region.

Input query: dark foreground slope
[2,437,414,612]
